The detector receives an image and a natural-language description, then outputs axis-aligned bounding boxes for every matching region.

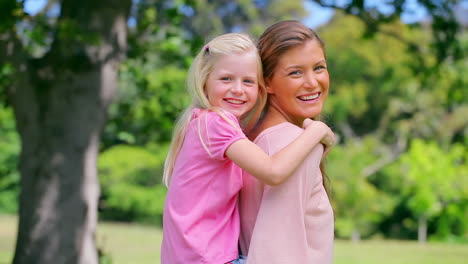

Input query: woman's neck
[248,104,303,140]
[265,103,305,127]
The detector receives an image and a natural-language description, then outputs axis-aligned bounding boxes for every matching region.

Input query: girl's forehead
[222,50,257,59]
[214,51,259,66]
[210,51,259,75]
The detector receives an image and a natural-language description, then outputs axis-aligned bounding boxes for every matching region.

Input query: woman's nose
[304,72,318,88]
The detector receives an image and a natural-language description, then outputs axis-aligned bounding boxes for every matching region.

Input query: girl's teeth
[226,99,244,104]
[299,94,319,100]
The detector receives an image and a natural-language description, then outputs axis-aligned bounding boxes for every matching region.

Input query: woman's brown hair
[257,20,332,199]
[258,20,325,80]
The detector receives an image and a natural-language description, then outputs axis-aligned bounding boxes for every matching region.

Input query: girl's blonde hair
[163,33,266,186]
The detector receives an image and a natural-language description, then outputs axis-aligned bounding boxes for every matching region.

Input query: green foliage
[55,18,101,52]
[0,105,19,213]
[1,0,466,241]
[318,13,467,241]
[430,201,468,243]
[102,1,194,149]
[321,12,467,146]
[0,0,24,33]
[0,63,15,104]
[98,246,113,264]
[312,0,464,64]
[321,14,415,131]
[327,136,396,239]
[103,62,190,148]
[400,139,468,239]
[98,145,168,224]
[401,140,466,215]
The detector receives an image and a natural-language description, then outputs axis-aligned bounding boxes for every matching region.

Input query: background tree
[318,0,467,242]
[1,0,131,263]
[101,0,309,149]
[0,1,466,262]
[327,137,396,242]
[399,139,468,243]
[311,0,463,64]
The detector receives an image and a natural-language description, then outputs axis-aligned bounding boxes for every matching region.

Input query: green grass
[334,240,468,264]
[97,220,163,264]
[0,214,16,264]
[1,214,467,264]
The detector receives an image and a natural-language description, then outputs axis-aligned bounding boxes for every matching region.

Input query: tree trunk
[418,214,427,244]
[351,228,361,243]
[7,1,131,263]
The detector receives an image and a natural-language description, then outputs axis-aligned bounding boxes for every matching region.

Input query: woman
[239,20,334,264]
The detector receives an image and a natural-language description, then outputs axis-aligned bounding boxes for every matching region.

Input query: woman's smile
[266,39,329,123]
[297,92,321,102]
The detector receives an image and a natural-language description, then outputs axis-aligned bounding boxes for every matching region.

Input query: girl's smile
[205,51,259,118]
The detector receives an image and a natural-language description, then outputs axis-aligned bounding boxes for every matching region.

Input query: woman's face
[266,40,329,123]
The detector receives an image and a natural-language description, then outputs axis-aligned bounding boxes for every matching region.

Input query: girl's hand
[302,118,335,158]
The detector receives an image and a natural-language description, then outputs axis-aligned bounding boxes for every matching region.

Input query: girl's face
[205,51,259,118]
[266,40,329,124]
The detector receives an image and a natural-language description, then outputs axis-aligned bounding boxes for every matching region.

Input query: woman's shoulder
[255,122,324,157]
[254,122,303,143]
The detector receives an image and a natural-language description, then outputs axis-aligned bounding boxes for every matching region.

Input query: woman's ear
[265,80,274,94]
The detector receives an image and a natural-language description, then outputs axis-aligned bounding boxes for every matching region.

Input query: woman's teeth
[298,93,319,101]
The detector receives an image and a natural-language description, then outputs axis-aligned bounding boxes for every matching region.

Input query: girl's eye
[244,79,255,84]
[221,77,231,81]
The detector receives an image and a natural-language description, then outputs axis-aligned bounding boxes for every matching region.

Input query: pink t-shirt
[161,109,246,264]
[239,122,334,264]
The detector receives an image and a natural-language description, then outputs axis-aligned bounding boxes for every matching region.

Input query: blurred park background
[1,0,467,263]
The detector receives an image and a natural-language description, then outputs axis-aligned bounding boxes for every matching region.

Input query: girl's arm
[226,119,334,186]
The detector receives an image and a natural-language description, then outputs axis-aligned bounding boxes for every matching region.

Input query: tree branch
[0,30,28,85]
[34,0,59,17]
[338,121,357,140]
[362,131,407,178]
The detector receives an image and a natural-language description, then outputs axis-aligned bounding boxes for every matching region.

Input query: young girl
[161,33,335,264]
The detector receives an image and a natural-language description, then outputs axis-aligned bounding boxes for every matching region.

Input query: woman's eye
[289,70,301,76]
[314,65,327,71]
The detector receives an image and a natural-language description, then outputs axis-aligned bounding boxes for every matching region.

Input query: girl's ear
[203,84,208,97]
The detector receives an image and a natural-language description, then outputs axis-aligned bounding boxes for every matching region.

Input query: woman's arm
[226,119,333,185]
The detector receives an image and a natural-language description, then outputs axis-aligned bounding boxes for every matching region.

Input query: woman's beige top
[239,122,334,264]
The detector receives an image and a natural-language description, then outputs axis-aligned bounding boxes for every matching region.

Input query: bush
[98,145,168,225]
[0,105,20,213]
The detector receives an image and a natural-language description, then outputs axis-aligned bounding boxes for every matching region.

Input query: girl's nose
[231,81,244,94]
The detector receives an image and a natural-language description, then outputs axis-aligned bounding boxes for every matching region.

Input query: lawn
[1,214,467,264]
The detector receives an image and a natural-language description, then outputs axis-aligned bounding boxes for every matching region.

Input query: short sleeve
[199,110,247,160]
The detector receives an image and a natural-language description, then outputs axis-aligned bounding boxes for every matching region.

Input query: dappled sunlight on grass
[1,214,467,264]
[0,214,16,263]
[334,239,468,264]
[0,214,163,264]
[97,221,163,264]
